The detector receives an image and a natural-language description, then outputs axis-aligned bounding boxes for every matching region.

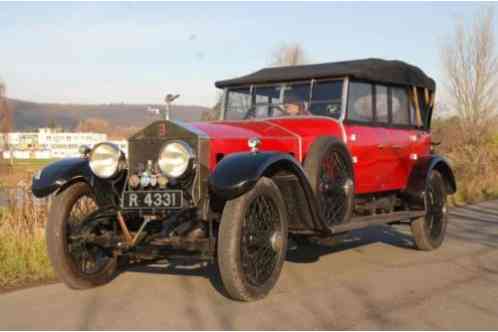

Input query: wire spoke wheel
[410,171,448,251]
[218,177,288,301]
[425,180,447,241]
[240,195,282,287]
[47,182,118,289]
[318,149,350,226]
[66,195,111,275]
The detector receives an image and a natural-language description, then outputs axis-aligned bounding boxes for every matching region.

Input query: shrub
[433,118,498,205]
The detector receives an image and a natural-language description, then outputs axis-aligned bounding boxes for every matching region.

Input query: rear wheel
[411,171,448,250]
[46,182,117,289]
[217,177,288,301]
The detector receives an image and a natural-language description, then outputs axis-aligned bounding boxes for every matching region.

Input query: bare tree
[271,42,308,66]
[202,91,224,121]
[0,80,13,160]
[440,8,498,145]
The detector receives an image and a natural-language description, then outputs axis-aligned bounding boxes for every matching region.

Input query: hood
[127,120,300,171]
[191,120,301,166]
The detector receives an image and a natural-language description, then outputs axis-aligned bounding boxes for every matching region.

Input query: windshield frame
[221,77,348,121]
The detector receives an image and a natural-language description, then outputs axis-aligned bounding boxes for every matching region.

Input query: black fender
[403,154,457,206]
[31,158,119,206]
[208,152,327,233]
[32,158,93,198]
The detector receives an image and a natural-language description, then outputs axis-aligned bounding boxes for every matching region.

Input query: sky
[0,2,496,107]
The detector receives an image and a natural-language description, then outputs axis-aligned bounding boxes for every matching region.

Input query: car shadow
[286,224,415,264]
[123,224,416,297]
[125,259,230,298]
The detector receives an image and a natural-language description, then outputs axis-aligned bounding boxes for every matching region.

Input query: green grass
[6,158,57,169]
[10,159,58,166]
[1,158,56,165]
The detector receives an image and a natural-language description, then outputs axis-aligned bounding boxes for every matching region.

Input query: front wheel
[217,177,288,301]
[46,182,117,289]
[410,170,448,250]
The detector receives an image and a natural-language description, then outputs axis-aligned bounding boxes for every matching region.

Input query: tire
[410,170,448,251]
[46,182,117,289]
[217,177,288,301]
[303,136,354,226]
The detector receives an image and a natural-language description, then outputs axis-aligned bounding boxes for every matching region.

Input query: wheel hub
[270,231,283,252]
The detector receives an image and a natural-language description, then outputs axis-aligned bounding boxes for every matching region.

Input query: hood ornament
[162,93,180,121]
[248,137,261,153]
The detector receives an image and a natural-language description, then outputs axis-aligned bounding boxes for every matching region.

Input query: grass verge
[0,186,55,291]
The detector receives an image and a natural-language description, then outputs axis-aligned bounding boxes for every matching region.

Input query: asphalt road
[1,201,497,330]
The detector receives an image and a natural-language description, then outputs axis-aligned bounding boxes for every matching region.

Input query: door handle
[377,144,386,149]
[392,144,402,149]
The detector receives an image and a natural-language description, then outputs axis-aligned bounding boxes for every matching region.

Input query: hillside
[6,99,210,131]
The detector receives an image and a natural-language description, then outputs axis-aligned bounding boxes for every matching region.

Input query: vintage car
[32,58,456,301]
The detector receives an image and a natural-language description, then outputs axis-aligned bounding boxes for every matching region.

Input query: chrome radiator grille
[125,121,210,205]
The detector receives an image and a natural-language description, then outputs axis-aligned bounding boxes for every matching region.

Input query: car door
[383,86,413,190]
[345,125,390,194]
[344,82,392,194]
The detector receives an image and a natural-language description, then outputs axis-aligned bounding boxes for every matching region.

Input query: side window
[309,80,343,119]
[348,82,373,122]
[391,87,410,125]
[375,85,389,124]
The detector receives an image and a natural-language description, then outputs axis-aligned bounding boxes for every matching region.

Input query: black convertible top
[215,58,435,91]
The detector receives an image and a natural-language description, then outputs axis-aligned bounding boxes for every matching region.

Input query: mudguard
[208,152,327,233]
[32,158,121,207]
[32,158,94,198]
[404,154,457,203]
[209,152,302,199]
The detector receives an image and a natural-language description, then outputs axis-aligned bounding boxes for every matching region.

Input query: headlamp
[158,141,194,178]
[89,143,123,179]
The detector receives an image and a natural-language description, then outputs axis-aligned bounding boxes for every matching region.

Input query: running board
[329,210,426,234]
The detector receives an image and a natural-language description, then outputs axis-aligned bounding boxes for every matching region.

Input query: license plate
[122,191,183,209]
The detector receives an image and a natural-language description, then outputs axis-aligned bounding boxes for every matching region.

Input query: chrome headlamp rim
[88,142,124,179]
[158,140,195,179]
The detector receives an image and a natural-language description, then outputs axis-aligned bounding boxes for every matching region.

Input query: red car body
[192,118,431,194]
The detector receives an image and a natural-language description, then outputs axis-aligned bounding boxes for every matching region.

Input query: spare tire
[303,136,354,227]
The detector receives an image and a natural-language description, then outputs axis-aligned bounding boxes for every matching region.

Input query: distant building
[1,128,128,159]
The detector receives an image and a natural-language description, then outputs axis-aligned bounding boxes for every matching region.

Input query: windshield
[224,80,343,120]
